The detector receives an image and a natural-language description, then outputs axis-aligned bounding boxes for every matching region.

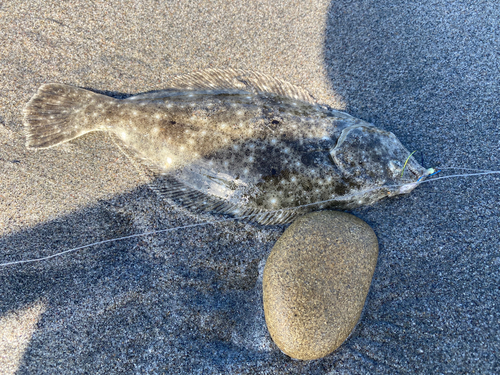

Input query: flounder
[24,69,430,224]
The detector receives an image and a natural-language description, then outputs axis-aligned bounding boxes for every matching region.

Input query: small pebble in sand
[263,211,378,360]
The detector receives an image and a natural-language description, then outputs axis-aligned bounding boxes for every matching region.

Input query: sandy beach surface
[1,1,499,373]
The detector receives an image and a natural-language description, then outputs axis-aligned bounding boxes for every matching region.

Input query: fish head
[330,124,428,199]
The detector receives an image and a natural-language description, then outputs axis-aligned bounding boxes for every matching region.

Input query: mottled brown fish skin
[24,71,428,224]
[109,92,350,208]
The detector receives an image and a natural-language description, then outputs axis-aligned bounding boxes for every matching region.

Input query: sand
[0,0,498,373]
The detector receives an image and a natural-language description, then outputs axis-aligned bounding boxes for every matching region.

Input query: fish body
[24,69,429,224]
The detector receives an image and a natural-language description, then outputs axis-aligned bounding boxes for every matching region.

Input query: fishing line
[1,169,499,267]
[418,170,500,184]
[435,167,497,173]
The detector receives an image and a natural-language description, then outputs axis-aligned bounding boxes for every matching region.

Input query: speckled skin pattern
[24,70,428,224]
[263,211,379,360]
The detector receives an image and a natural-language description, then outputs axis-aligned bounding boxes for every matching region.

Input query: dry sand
[0,0,499,374]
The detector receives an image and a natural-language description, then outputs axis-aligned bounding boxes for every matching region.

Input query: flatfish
[24,69,430,224]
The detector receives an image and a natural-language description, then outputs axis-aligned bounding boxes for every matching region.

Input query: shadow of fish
[24,69,430,224]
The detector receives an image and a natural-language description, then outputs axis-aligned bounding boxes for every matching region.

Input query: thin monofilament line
[1,169,499,267]
[418,170,500,184]
[0,221,238,267]
[437,167,497,172]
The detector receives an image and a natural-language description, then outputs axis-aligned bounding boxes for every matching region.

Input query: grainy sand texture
[1,1,499,374]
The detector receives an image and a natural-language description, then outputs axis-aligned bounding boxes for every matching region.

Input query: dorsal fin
[166,68,317,104]
[109,134,300,225]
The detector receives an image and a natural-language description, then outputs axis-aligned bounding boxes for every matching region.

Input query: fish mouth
[398,182,419,194]
[397,167,435,194]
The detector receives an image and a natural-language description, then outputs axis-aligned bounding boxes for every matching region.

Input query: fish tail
[24,83,115,149]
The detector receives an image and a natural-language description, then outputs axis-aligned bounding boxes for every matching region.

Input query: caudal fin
[24,83,115,149]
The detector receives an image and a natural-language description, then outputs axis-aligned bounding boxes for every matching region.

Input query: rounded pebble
[263,210,378,360]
